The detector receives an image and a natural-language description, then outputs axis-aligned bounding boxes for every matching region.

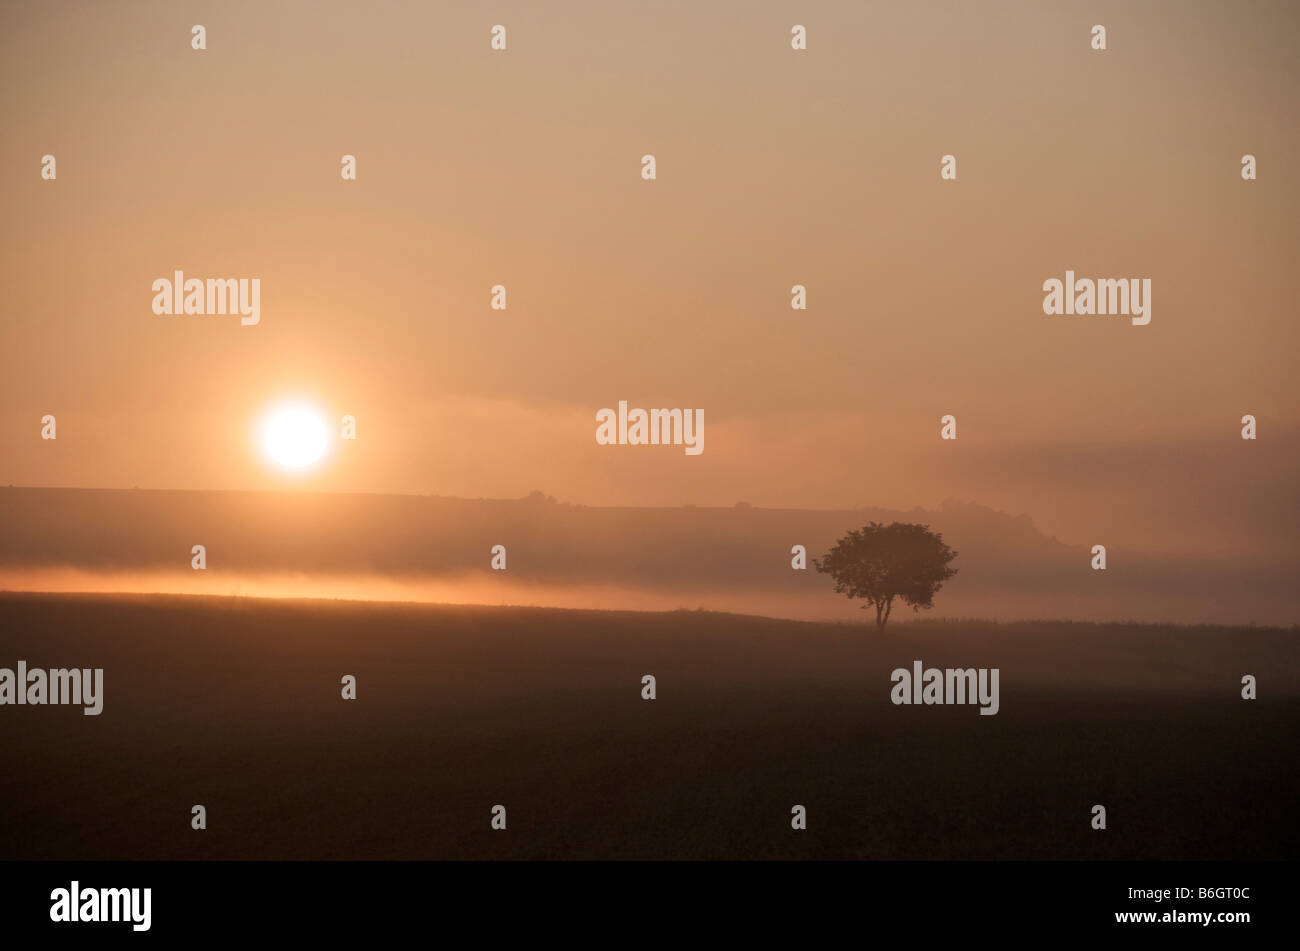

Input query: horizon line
[0,484,1028,517]
[0,587,1292,633]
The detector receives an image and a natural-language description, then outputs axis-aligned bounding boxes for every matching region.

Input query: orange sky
[2,0,1297,554]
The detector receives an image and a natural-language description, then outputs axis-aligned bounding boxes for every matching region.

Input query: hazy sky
[3,0,1297,553]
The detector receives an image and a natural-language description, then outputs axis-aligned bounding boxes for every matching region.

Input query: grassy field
[1,592,1296,860]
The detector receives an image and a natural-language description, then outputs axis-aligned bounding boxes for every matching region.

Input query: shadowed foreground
[1,592,1296,860]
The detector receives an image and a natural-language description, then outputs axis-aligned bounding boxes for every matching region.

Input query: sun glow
[260,403,330,471]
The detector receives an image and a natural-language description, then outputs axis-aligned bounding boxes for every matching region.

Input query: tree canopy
[815,522,958,629]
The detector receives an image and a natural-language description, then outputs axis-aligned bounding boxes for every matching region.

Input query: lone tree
[815,522,958,629]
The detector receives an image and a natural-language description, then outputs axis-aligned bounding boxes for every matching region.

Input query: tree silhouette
[815,522,958,629]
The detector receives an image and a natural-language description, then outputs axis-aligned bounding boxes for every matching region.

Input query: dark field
[1,592,1296,860]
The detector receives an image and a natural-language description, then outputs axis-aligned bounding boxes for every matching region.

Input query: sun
[259,403,330,471]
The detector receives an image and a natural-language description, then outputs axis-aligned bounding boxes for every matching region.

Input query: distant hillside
[0,487,1295,624]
